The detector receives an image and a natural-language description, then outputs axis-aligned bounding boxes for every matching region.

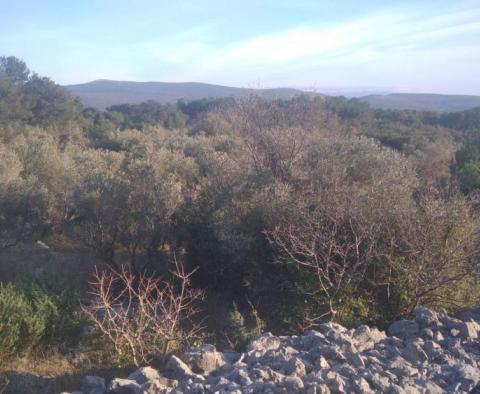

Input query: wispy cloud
[132,2,480,92]
[198,5,479,67]
[1,0,479,93]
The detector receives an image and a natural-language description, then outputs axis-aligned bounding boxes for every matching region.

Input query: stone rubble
[64,307,480,393]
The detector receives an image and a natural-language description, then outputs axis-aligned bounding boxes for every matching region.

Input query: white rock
[127,366,162,385]
[182,344,227,375]
[108,378,142,394]
[388,320,419,339]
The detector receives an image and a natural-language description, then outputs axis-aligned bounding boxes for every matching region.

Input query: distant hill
[360,93,480,112]
[65,80,305,110]
[65,81,480,113]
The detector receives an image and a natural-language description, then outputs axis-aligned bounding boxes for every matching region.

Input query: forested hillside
[65,79,305,110]
[360,93,480,112]
[66,79,480,113]
[2,56,480,389]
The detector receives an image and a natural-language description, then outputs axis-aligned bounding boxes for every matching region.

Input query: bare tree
[265,137,424,324]
[220,95,312,182]
[384,193,480,313]
[82,256,204,366]
[266,204,380,324]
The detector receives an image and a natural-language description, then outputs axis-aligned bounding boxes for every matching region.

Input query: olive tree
[0,144,49,250]
[266,137,419,324]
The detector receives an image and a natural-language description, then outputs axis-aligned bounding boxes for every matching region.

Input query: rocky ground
[65,307,480,393]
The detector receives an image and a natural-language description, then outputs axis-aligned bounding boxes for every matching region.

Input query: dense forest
[2,56,480,376]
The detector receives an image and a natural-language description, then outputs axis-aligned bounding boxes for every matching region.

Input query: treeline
[2,56,480,362]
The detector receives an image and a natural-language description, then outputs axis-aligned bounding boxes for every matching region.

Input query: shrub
[0,284,45,358]
[28,269,85,350]
[223,302,266,351]
[82,256,205,366]
[224,303,250,350]
[0,272,84,360]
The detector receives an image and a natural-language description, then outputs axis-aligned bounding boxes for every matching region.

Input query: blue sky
[1,0,480,94]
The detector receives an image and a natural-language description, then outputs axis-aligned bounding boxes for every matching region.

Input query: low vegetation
[82,256,204,366]
[2,56,480,378]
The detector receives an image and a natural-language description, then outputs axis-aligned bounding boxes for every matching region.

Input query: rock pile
[65,307,480,393]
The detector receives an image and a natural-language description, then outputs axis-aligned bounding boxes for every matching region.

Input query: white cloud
[138,2,478,80]
[222,6,480,66]
[9,0,477,93]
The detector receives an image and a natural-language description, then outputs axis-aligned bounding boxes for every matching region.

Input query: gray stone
[251,367,270,381]
[317,345,347,363]
[423,340,442,360]
[182,344,227,375]
[366,372,391,391]
[166,355,204,381]
[69,307,480,394]
[311,384,331,394]
[330,377,346,393]
[323,371,346,393]
[316,322,347,335]
[351,353,366,368]
[421,328,434,339]
[451,328,461,337]
[388,320,419,339]
[440,314,477,340]
[247,333,281,353]
[82,376,106,394]
[459,321,479,339]
[352,325,386,352]
[284,356,306,376]
[459,307,480,322]
[315,355,330,369]
[284,376,304,390]
[301,331,328,349]
[433,330,444,342]
[401,342,429,364]
[388,357,417,377]
[413,307,439,328]
[457,364,480,390]
[140,379,177,394]
[108,378,141,394]
[127,366,162,385]
[385,384,405,394]
[228,367,253,386]
[223,350,241,364]
[351,377,374,394]
[415,379,444,394]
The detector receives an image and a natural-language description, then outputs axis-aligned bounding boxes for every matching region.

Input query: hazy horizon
[63,79,480,99]
[1,0,480,95]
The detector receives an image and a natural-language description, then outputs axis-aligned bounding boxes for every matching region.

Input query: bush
[28,269,85,350]
[223,302,266,350]
[0,272,84,360]
[0,284,45,358]
[82,257,205,366]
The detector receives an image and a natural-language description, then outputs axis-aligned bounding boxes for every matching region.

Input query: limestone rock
[108,378,141,394]
[127,367,162,385]
[69,307,480,394]
[82,375,106,394]
[388,320,419,339]
[182,344,227,375]
[165,355,204,381]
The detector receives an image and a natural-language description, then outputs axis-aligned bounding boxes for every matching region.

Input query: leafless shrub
[384,193,480,313]
[82,256,204,366]
[0,375,9,394]
[266,203,380,323]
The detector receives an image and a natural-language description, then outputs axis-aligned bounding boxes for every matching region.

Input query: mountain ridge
[65,79,306,110]
[359,93,480,112]
[65,80,480,112]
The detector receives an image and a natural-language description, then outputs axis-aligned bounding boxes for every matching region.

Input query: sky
[1,0,480,95]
